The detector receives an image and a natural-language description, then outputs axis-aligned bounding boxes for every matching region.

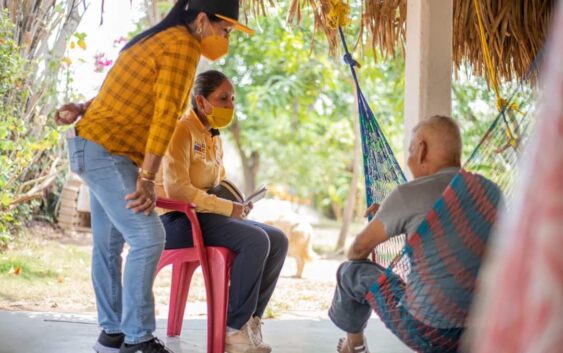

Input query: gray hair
[413,115,462,164]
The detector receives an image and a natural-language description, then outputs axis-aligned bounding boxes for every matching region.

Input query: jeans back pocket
[66,136,86,174]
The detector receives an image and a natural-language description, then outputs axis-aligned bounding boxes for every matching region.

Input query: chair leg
[207,251,233,353]
[168,262,199,337]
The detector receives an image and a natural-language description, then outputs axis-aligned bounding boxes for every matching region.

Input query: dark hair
[191,70,230,110]
[122,0,220,51]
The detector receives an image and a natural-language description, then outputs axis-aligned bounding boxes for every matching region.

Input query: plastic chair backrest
[155,198,210,280]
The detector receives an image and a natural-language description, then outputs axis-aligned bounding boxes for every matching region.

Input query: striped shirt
[77,25,200,166]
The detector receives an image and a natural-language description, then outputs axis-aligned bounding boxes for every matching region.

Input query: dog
[265,218,318,278]
[207,183,318,278]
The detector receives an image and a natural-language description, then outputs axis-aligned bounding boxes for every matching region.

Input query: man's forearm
[346,220,388,261]
[347,244,372,261]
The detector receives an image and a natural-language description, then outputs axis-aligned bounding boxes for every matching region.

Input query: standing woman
[55,1,253,353]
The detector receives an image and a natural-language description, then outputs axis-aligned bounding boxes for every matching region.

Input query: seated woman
[157,70,288,353]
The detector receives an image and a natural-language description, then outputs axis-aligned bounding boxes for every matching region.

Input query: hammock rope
[472,0,525,148]
[333,15,407,209]
[337,22,409,264]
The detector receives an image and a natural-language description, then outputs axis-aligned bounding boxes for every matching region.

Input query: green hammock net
[339,26,539,266]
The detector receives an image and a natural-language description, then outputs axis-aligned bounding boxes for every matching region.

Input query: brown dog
[265,218,318,278]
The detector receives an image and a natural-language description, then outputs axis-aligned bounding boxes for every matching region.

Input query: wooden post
[403,0,453,170]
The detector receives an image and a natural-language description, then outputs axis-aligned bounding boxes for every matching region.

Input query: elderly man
[329,115,466,353]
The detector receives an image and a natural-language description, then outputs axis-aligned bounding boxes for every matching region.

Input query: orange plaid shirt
[77,26,200,166]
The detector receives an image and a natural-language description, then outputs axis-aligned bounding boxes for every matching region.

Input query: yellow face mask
[202,100,235,129]
[200,24,229,61]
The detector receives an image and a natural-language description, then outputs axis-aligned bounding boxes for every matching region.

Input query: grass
[0,226,95,312]
[0,258,58,280]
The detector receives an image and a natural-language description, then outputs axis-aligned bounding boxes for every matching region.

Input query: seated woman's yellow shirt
[77,26,200,166]
[156,110,233,217]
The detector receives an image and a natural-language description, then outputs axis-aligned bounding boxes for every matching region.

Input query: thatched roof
[246,0,556,83]
[94,1,555,82]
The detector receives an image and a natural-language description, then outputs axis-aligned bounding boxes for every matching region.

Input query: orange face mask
[200,26,229,62]
[199,96,235,129]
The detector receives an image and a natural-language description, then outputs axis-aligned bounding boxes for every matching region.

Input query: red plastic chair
[155,198,235,353]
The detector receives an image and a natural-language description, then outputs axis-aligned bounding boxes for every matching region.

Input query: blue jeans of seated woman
[161,211,288,329]
[67,136,165,345]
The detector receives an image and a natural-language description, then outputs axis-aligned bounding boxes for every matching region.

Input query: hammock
[335,9,538,266]
[329,0,535,350]
[365,170,503,352]
[337,26,407,266]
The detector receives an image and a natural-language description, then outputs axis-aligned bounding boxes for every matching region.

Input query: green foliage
[218,15,348,213]
[0,10,62,248]
[0,10,26,245]
[361,50,406,162]
[214,11,408,217]
[453,68,502,161]
[454,66,536,195]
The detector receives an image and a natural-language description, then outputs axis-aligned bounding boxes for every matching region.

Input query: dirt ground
[0,220,356,320]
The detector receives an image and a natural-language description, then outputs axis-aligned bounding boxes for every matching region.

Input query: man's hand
[55,103,84,125]
[364,202,380,218]
[125,178,156,215]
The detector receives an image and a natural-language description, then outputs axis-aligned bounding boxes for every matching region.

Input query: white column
[403,0,453,165]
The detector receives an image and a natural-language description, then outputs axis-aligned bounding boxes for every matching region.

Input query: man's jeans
[67,136,165,344]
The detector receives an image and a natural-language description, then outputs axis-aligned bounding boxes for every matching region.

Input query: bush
[0,10,62,248]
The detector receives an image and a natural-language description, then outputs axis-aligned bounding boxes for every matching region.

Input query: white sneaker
[249,316,272,351]
[225,320,271,353]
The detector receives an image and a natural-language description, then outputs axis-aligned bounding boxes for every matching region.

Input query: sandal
[337,337,370,353]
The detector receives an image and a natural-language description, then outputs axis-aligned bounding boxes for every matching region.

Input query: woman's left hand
[125,178,156,215]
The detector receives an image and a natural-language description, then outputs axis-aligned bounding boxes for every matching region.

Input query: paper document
[245,185,267,204]
[208,180,267,205]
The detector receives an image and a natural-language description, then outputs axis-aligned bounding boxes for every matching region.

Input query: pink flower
[113,36,128,48]
[94,52,113,73]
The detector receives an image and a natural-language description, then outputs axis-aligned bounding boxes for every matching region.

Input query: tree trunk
[145,0,161,25]
[228,120,260,195]
[242,151,260,195]
[335,87,362,252]
[39,1,85,117]
[144,0,174,25]
[331,202,342,221]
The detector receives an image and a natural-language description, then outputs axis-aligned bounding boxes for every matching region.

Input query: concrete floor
[0,311,412,353]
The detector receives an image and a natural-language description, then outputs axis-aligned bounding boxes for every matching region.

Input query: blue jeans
[161,212,288,329]
[328,261,462,352]
[67,136,165,344]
